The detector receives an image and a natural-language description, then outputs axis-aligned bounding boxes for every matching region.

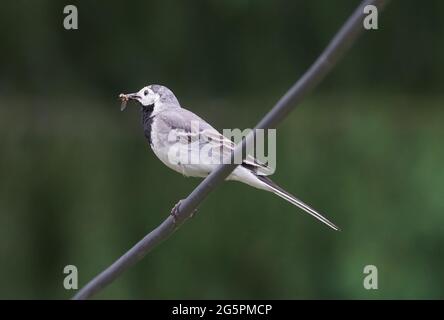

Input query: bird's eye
[144,90,149,96]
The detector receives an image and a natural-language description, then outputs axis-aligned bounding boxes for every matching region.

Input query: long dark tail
[257,176,339,231]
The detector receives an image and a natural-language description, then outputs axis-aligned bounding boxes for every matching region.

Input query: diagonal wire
[73,0,390,300]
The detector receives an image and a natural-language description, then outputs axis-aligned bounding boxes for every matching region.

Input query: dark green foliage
[0,1,443,299]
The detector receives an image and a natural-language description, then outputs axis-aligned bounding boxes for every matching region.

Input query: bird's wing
[200,129,273,176]
[158,109,273,175]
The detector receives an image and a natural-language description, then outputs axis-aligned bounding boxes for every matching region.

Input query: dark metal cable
[73,0,389,300]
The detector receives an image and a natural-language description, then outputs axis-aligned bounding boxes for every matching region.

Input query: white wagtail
[119,85,338,230]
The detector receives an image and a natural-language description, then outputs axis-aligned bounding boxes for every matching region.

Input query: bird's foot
[170,199,198,227]
[170,200,183,227]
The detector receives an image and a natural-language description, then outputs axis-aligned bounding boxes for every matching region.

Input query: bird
[119,84,338,230]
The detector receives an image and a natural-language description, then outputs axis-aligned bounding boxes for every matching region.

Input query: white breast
[149,118,217,178]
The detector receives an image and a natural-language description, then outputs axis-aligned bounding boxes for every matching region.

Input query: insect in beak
[118,93,139,111]
[118,94,129,111]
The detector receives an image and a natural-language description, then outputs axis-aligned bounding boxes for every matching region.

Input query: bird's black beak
[126,93,140,100]
[119,92,140,111]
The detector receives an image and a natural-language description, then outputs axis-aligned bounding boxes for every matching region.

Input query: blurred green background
[1,0,443,299]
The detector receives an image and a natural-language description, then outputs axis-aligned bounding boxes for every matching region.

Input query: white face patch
[137,86,160,107]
